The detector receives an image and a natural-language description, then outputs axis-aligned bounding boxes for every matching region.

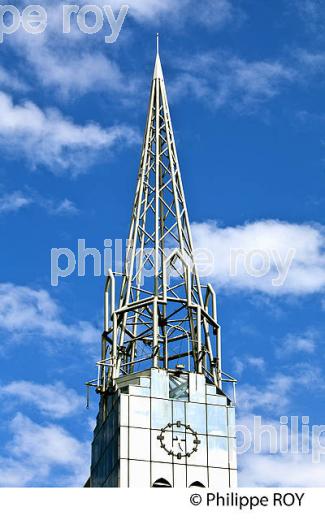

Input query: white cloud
[239,449,325,486]
[237,362,324,414]
[9,0,240,98]
[278,329,317,356]
[26,48,134,98]
[234,356,265,375]
[0,191,32,213]
[0,413,89,486]
[0,91,138,172]
[0,66,28,92]
[294,0,325,33]
[237,410,325,486]
[0,283,99,346]
[71,0,237,26]
[193,0,236,28]
[171,52,296,110]
[40,197,79,216]
[0,381,83,419]
[0,190,78,215]
[192,219,325,295]
[238,374,294,414]
[296,49,325,71]
[51,199,78,215]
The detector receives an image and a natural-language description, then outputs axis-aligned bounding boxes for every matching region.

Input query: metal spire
[90,42,231,395]
[153,33,163,80]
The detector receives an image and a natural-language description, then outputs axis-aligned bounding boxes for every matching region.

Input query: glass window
[139,377,150,388]
[230,469,238,487]
[151,462,173,487]
[151,369,169,398]
[129,386,150,397]
[187,465,208,488]
[172,401,185,432]
[129,427,150,460]
[129,396,150,428]
[185,402,206,435]
[152,477,172,488]
[207,405,227,436]
[169,374,189,400]
[229,437,237,469]
[208,467,230,487]
[119,459,128,488]
[151,429,173,463]
[119,426,128,459]
[119,394,129,427]
[208,436,228,468]
[151,398,172,430]
[187,433,207,466]
[207,394,227,405]
[129,460,151,487]
[174,464,186,487]
[189,373,205,403]
[228,406,236,438]
[206,385,217,395]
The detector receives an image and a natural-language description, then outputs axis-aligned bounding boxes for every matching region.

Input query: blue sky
[0,0,325,486]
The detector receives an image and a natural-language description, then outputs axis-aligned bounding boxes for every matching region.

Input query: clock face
[157,421,201,460]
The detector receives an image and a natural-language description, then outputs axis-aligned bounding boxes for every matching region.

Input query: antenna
[156,32,159,55]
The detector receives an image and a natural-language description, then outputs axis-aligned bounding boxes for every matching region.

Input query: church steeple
[86,42,237,489]
[95,37,225,391]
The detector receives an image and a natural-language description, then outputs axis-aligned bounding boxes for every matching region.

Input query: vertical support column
[196,306,203,374]
[217,325,222,389]
[153,297,159,368]
[154,77,160,296]
[153,75,161,368]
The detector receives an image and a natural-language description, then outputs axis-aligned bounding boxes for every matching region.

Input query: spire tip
[153,33,163,79]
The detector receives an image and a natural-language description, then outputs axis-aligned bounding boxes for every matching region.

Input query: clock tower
[86,38,237,488]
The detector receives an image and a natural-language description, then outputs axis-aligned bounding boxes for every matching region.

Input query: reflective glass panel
[173,463,186,487]
[172,401,186,432]
[189,373,205,403]
[207,404,227,436]
[129,396,150,428]
[129,386,150,397]
[185,402,206,434]
[228,406,236,438]
[187,433,207,466]
[129,460,151,487]
[119,459,128,488]
[207,395,227,405]
[120,394,129,427]
[208,467,229,487]
[129,427,150,460]
[119,426,128,459]
[151,370,169,398]
[151,462,173,487]
[208,436,228,468]
[187,465,208,488]
[169,374,189,400]
[151,429,173,463]
[229,437,237,469]
[151,398,172,429]
[230,469,238,487]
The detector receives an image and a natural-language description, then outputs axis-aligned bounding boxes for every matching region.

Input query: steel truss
[91,46,233,394]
